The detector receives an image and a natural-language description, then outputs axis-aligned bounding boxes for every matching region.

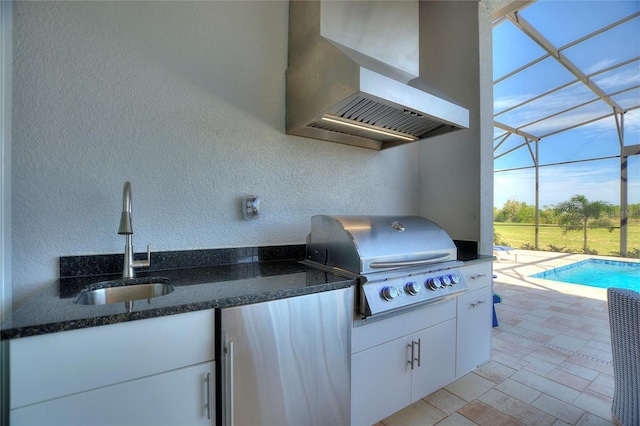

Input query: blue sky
[492,1,640,208]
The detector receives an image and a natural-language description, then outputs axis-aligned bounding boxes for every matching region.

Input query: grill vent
[309,97,447,143]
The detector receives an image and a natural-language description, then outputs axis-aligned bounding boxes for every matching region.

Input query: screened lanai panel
[629,156,640,203]
[494,168,536,206]
[493,18,546,78]
[539,159,621,207]
[491,1,639,257]
[590,61,640,95]
[562,16,640,74]
[494,143,535,170]
[494,127,529,154]
[520,100,615,137]
[622,110,640,146]
[519,1,640,47]
[537,116,620,165]
[611,88,640,111]
[494,56,575,116]
[496,81,595,130]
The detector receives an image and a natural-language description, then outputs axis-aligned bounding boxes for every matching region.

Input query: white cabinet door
[411,319,456,402]
[456,286,493,376]
[351,335,412,426]
[10,309,216,409]
[11,361,215,426]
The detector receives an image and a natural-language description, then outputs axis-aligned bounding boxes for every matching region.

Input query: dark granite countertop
[1,245,356,340]
[0,245,492,340]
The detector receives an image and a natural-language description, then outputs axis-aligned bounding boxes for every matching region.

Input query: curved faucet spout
[118,181,133,235]
[116,181,150,279]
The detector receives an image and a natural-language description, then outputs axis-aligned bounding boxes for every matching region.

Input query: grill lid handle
[369,254,451,269]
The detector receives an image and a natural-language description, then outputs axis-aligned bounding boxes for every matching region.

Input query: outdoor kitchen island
[304,216,493,425]
[1,245,492,426]
[350,257,493,425]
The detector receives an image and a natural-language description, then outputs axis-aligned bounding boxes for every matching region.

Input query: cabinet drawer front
[460,262,492,291]
[10,309,215,409]
[11,361,215,426]
[352,299,455,354]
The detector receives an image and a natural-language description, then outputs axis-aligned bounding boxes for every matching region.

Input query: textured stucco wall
[478,2,495,255]
[11,1,422,308]
[417,1,493,254]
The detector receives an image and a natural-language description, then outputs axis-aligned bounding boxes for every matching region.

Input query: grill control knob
[381,286,399,301]
[405,282,422,296]
[442,275,452,286]
[427,277,442,291]
[449,273,460,285]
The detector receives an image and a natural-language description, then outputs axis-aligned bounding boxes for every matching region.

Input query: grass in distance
[494,219,640,257]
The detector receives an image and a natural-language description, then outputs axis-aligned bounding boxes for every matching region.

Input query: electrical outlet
[242,196,260,220]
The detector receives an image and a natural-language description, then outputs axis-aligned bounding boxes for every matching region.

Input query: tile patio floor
[374,250,639,426]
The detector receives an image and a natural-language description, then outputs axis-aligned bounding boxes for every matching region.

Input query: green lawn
[494,221,640,257]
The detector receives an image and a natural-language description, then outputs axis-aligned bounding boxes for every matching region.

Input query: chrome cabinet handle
[206,372,212,420]
[408,341,415,370]
[471,300,486,307]
[225,341,235,426]
[407,339,421,370]
[470,274,487,280]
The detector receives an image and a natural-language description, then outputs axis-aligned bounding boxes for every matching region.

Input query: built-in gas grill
[306,215,468,318]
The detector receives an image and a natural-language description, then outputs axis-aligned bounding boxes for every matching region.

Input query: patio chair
[607,287,640,426]
[493,245,518,262]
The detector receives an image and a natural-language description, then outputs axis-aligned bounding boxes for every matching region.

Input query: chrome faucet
[118,181,150,279]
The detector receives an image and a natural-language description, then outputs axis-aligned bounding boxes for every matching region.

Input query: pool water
[530,259,640,291]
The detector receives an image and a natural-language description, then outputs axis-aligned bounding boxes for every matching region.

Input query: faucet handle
[133,243,151,269]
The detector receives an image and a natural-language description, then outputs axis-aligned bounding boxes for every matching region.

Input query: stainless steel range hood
[286,0,469,151]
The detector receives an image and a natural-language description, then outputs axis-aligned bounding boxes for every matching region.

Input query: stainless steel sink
[73,277,173,310]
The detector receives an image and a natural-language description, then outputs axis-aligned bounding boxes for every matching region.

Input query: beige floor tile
[422,389,466,415]
[493,340,537,359]
[510,370,580,404]
[575,412,615,425]
[522,354,559,375]
[561,326,597,342]
[530,345,572,365]
[591,333,612,345]
[531,394,586,424]
[380,399,446,426]
[522,330,556,343]
[517,321,563,338]
[444,373,496,402]
[547,333,587,352]
[478,389,556,426]
[566,353,614,375]
[457,400,523,426]
[495,331,544,350]
[494,378,541,404]
[584,339,613,353]
[545,368,591,391]
[556,360,600,381]
[572,388,614,421]
[433,412,478,426]
[576,345,612,363]
[491,351,530,371]
[586,373,614,399]
[474,360,517,384]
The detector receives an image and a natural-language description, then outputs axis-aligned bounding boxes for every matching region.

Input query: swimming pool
[530,259,640,291]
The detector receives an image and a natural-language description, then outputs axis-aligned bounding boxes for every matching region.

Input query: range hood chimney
[286,0,469,151]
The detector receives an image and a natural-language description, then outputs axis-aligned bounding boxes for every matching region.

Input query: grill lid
[306,215,457,275]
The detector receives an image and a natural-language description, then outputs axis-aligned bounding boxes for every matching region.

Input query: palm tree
[553,194,612,254]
